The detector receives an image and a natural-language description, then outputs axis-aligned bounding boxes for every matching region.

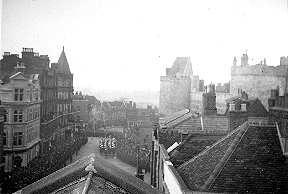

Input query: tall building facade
[0,47,75,154]
[0,71,41,172]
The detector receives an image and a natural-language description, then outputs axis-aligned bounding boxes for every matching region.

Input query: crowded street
[66,136,151,184]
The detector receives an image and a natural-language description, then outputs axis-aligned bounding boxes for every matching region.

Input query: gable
[9,72,27,80]
[248,99,268,117]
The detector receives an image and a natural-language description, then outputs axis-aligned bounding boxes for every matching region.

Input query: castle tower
[159,57,193,116]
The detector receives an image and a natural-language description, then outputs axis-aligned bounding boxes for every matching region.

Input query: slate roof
[170,133,225,168]
[57,47,71,74]
[15,154,163,194]
[164,109,190,125]
[176,122,288,193]
[166,57,192,76]
[173,116,229,132]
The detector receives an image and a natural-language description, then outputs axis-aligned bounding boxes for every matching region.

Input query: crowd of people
[116,135,151,174]
[2,132,88,193]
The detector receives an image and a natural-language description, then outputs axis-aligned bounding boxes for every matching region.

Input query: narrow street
[66,136,151,184]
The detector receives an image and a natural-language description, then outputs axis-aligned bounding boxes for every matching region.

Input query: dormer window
[229,103,235,111]
[14,88,24,101]
[240,103,247,111]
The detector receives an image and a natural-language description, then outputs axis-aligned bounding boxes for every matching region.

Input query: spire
[57,47,71,74]
[63,46,64,51]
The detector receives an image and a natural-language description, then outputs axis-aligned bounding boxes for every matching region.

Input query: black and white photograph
[1,0,288,193]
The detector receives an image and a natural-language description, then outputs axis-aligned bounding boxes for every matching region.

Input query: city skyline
[1,0,288,92]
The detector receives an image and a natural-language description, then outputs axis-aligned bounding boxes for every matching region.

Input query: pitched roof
[173,116,229,132]
[166,57,193,76]
[176,123,288,193]
[164,109,190,125]
[16,153,164,194]
[57,47,71,74]
[176,123,246,191]
[170,133,225,168]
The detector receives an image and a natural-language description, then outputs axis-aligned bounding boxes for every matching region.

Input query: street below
[66,136,151,184]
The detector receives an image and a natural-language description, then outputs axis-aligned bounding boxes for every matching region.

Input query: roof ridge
[168,113,193,129]
[201,122,250,191]
[177,122,248,170]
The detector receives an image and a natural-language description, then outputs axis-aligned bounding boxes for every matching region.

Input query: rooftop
[176,122,288,193]
[15,154,163,194]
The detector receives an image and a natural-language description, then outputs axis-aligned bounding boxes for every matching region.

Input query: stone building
[159,57,193,116]
[0,47,76,153]
[160,53,288,116]
[0,71,41,172]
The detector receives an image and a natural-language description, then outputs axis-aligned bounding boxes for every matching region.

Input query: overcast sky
[1,0,288,92]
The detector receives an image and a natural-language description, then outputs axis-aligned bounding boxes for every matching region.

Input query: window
[14,109,23,122]
[13,132,24,146]
[3,132,6,145]
[77,106,80,111]
[35,91,39,100]
[4,109,7,122]
[14,88,24,101]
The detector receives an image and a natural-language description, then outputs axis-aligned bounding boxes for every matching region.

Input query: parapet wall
[230,65,288,109]
[231,65,288,77]
[160,76,191,116]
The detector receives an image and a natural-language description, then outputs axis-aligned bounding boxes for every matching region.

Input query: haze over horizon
[2,0,288,92]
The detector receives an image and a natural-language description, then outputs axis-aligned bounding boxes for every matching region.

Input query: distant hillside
[74,87,159,107]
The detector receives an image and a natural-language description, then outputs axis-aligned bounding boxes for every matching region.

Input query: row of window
[43,91,57,101]
[58,92,69,99]
[27,107,40,122]
[15,88,40,102]
[58,103,71,113]
[3,126,39,146]
[5,107,40,123]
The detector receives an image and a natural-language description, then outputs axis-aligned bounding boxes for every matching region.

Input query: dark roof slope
[248,98,268,117]
[173,116,228,132]
[17,154,163,194]
[207,125,288,193]
[170,133,225,168]
[176,123,288,193]
[176,123,247,191]
[164,109,189,125]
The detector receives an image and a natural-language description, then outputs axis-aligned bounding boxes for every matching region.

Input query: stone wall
[159,76,191,116]
[230,65,288,109]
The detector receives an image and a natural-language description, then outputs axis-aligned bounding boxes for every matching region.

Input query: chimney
[233,57,237,66]
[264,58,266,65]
[166,68,171,76]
